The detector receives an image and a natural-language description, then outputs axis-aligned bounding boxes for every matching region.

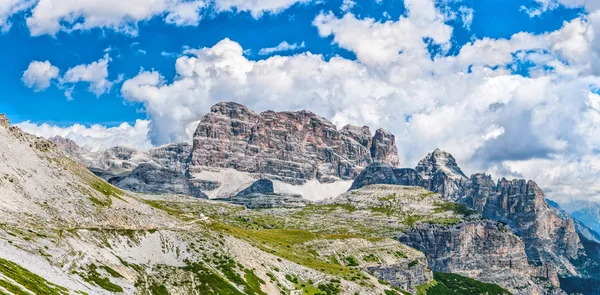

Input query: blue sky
[2,0,600,203]
[0,0,582,126]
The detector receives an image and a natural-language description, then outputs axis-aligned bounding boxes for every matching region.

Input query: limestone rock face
[236,179,274,196]
[349,163,422,190]
[108,162,206,198]
[148,143,191,174]
[50,137,201,197]
[415,148,468,201]
[461,176,583,274]
[221,179,311,209]
[399,220,563,295]
[189,102,399,186]
[350,150,595,291]
[370,128,400,167]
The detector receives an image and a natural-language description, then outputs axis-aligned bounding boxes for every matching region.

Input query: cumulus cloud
[115,0,600,204]
[314,0,453,66]
[521,0,600,16]
[0,0,34,31]
[13,0,307,36]
[340,0,356,12]
[25,0,207,36]
[212,0,310,18]
[23,53,117,98]
[63,54,113,96]
[22,60,60,91]
[258,41,306,55]
[16,120,153,152]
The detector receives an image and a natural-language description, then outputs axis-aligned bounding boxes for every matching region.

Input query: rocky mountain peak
[189,102,402,188]
[415,148,467,180]
[341,124,373,149]
[210,101,257,118]
[371,128,400,167]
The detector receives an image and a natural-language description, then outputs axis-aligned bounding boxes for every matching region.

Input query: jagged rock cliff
[415,148,468,201]
[461,175,583,274]
[218,179,311,209]
[399,220,563,294]
[53,102,401,200]
[50,137,202,197]
[351,149,599,293]
[188,102,399,187]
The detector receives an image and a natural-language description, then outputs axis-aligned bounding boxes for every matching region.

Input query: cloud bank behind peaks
[17,120,153,152]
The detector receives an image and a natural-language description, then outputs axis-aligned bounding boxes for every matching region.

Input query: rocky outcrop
[415,148,468,201]
[399,220,563,294]
[220,179,311,209]
[460,175,583,275]
[307,237,432,294]
[350,150,596,292]
[108,162,206,198]
[50,137,201,197]
[349,163,422,190]
[236,179,274,196]
[189,102,399,186]
[371,128,400,167]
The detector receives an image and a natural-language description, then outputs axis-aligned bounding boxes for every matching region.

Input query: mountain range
[1,102,599,294]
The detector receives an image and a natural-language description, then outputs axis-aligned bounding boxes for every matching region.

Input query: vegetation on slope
[0,258,71,295]
[418,273,511,295]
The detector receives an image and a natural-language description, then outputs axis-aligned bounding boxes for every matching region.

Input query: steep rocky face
[236,179,275,196]
[415,148,468,201]
[399,220,563,294]
[108,162,206,198]
[51,137,200,197]
[221,179,311,209]
[148,142,191,173]
[390,149,587,277]
[351,150,596,292]
[349,163,423,190]
[189,102,399,186]
[460,175,583,275]
[371,128,400,167]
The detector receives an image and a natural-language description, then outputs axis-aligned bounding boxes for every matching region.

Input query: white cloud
[340,0,355,12]
[22,60,60,91]
[521,0,600,16]
[314,0,453,66]
[0,0,34,31]
[212,0,310,18]
[16,119,153,152]
[63,54,113,96]
[458,6,474,30]
[25,0,207,36]
[19,0,307,36]
[258,41,306,55]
